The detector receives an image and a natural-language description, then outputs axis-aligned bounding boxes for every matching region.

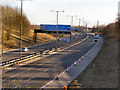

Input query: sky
[0,0,119,27]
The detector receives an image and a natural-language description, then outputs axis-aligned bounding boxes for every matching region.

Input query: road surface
[2,33,86,62]
[2,36,97,88]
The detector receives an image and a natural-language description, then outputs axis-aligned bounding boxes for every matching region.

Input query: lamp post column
[20,0,23,61]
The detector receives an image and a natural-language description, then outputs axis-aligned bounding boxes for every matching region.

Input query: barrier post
[78,58,81,62]
[66,67,68,72]
[74,61,76,66]
[56,73,59,80]
[81,56,84,60]
[42,83,44,90]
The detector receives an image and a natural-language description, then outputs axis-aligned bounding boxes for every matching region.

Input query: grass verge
[68,37,118,88]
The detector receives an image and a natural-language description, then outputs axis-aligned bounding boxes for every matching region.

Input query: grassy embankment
[69,37,118,88]
[1,5,69,51]
[2,28,56,51]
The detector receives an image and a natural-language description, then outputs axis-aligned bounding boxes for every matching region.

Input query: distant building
[118,1,120,18]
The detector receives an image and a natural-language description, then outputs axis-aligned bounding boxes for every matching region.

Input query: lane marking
[43,37,102,88]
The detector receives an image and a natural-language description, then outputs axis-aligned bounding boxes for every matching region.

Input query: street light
[16,0,32,88]
[67,15,77,44]
[17,0,32,60]
[51,10,64,50]
[82,18,85,31]
[67,15,77,26]
[75,18,81,27]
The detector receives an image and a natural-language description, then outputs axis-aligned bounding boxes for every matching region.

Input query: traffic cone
[64,86,67,90]
[74,61,76,66]
[81,56,84,60]
[78,58,81,62]
[66,67,69,72]
[56,73,59,80]
[42,83,44,90]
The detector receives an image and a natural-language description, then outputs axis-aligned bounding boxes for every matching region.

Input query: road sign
[71,27,75,30]
[40,24,71,32]
[77,28,81,30]
[19,42,21,44]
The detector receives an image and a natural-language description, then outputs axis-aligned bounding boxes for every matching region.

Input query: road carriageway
[1,33,87,68]
[2,36,97,88]
[44,36,103,89]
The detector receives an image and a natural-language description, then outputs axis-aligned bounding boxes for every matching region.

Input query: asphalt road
[2,33,86,62]
[2,36,97,88]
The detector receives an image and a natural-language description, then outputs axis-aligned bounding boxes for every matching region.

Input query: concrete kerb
[42,37,103,88]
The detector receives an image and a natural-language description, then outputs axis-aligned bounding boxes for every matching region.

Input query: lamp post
[67,15,77,44]
[17,0,32,61]
[67,15,77,26]
[79,19,81,27]
[76,18,81,27]
[20,0,23,61]
[0,8,2,90]
[82,18,85,31]
[97,20,99,29]
[51,10,64,50]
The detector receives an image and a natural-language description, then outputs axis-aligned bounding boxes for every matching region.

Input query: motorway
[2,34,97,88]
[2,33,86,62]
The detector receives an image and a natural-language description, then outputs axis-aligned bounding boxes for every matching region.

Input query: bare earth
[69,37,118,89]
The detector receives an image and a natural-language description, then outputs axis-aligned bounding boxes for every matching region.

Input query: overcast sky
[1,0,119,27]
